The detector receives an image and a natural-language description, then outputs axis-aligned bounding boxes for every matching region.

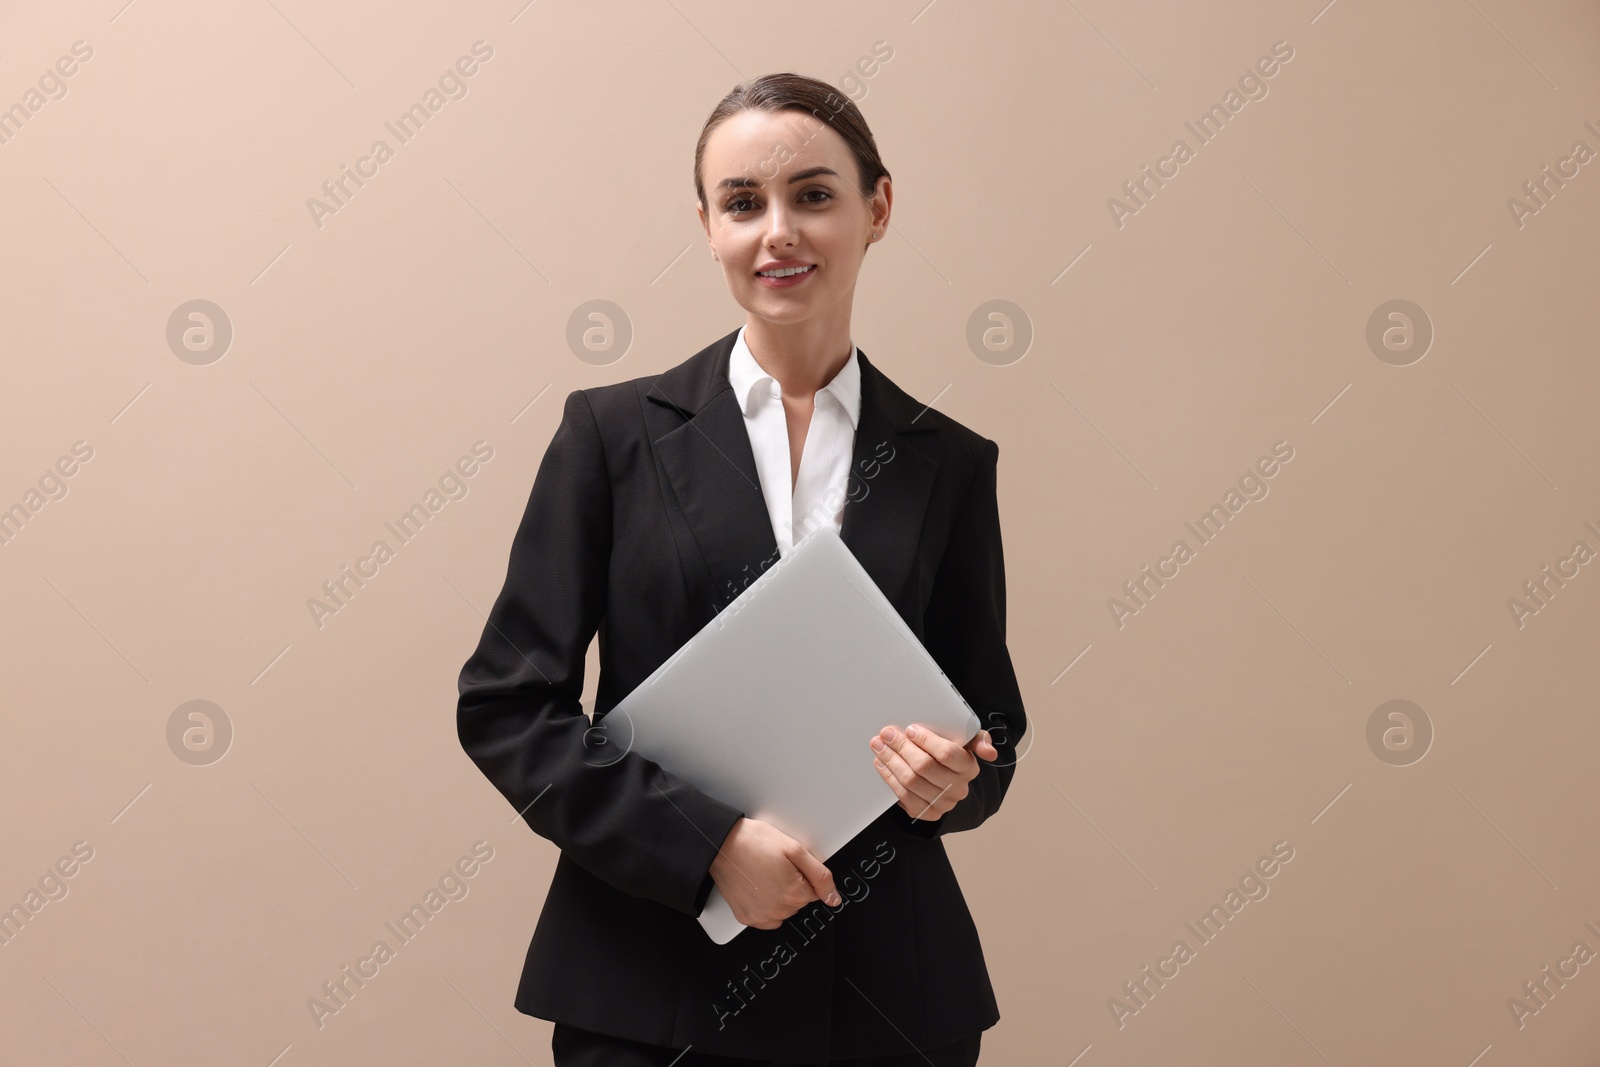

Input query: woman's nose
[764,204,798,247]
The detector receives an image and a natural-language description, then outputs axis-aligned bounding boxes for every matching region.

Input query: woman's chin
[742,298,817,324]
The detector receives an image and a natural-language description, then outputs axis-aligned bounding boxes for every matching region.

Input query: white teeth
[758,265,814,278]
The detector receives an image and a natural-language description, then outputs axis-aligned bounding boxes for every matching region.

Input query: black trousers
[551,1023,982,1066]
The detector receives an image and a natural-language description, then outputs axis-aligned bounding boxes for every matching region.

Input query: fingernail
[883,727,897,742]
[905,725,918,739]
[870,737,884,751]
[827,892,841,906]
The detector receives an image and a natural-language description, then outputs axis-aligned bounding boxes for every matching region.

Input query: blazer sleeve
[456,388,744,918]
[889,436,1027,840]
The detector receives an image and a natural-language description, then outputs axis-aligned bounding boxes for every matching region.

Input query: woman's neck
[743,318,853,397]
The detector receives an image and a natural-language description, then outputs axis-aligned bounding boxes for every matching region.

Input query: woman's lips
[754,264,817,288]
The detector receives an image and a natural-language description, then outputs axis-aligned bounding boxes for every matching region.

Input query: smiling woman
[693,80,891,381]
[456,71,1025,1067]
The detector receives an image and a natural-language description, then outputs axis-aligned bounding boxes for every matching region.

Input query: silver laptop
[598,523,980,943]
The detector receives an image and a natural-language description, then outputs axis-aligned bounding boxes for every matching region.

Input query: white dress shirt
[726,325,861,557]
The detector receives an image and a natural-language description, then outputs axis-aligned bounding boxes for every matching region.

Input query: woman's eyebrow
[715,165,839,192]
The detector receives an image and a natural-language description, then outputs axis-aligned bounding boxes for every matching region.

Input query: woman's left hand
[870,724,997,823]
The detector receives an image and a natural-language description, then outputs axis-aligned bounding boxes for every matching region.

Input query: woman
[457,72,1027,1066]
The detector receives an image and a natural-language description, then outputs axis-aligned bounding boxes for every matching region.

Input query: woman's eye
[726,189,830,214]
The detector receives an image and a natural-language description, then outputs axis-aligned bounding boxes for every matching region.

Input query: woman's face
[697,108,890,329]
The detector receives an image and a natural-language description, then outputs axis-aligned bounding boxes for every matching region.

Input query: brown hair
[693,72,890,214]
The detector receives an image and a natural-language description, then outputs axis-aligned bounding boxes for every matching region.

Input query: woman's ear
[697,201,722,261]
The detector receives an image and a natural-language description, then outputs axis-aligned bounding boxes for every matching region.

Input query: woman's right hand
[708,817,840,930]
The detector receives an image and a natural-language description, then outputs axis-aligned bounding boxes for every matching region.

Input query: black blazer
[456,327,1027,1063]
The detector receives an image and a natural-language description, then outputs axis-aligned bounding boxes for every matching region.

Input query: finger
[878,727,964,790]
[873,758,908,804]
[788,845,841,907]
[873,759,942,821]
[873,745,958,820]
[964,729,999,762]
[900,724,970,773]
[871,734,945,804]
[877,758,953,821]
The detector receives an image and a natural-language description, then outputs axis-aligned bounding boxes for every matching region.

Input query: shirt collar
[727,325,862,430]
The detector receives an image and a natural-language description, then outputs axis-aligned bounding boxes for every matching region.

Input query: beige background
[2,0,1597,1063]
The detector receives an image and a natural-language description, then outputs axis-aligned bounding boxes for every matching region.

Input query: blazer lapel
[838,357,939,616]
[646,329,940,620]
